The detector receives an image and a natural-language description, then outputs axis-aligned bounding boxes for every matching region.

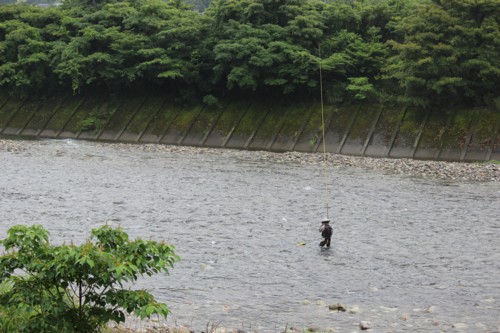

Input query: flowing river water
[1,139,499,332]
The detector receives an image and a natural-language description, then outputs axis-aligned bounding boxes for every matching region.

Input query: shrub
[0,224,179,333]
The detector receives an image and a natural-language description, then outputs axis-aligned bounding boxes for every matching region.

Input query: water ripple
[1,139,499,332]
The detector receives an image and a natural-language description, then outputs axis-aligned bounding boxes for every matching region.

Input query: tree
[0,6,60,95]
[0,224,179,333]
[121,0,204,88]
[208,0,326,96]
[49,0,205,94]
[384,0,500,108]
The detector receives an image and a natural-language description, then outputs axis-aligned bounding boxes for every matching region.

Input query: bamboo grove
[0,0,499,110]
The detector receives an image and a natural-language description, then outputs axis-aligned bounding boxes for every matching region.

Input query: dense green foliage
[0,0,498,109]
[0,224,179,333]
[385,0,500,107]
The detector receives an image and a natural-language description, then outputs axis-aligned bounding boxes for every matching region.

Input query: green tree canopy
[0,5,61,94]
[0,0,497,109]
[384,0,500,107]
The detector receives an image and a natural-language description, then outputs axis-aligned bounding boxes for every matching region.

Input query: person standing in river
[319,218,332,248]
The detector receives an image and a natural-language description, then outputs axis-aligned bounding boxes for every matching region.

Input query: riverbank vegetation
[0,225,179,333]
[0,0,498,111]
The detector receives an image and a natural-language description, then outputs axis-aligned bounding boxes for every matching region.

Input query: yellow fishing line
[318,46,329,219]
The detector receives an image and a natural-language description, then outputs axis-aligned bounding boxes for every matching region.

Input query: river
[1,139,499,332]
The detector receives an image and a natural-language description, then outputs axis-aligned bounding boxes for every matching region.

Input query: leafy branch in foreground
[0,224,179,333]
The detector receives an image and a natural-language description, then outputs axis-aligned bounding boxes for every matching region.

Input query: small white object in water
[200,263,213,270]
[452,323,467,329]
[360,321,372,330]
[64,139,77,146]
[424,305,436,313]
[380,306,398,312]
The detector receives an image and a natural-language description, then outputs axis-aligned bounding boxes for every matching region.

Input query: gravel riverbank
[1,139,498,182]
[274,151,500,182]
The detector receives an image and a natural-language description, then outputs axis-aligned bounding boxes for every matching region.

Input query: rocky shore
[273,151,500,182]
[2,139,500,182]
[1,139,498,182]
[106,302,492,333]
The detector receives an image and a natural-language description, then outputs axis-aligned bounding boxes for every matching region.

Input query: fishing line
[318,46,329,219]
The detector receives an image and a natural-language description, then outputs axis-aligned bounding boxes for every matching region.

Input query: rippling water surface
[1,139,499,332]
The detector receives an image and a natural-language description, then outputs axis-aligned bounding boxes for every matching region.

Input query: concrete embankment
[0,92,498,161]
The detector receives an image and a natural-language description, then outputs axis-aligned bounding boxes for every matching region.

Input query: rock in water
[328,303,347,311]
[360,321,373,330]
[452,323,467,329]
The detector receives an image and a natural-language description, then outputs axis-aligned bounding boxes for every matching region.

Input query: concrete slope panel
[491,133,500,160]
[463,108,499,161]
[248,104,287,150]
[39,96,85,137]
[439,108,476,161]
[182,104,226,146]
[205,100,250,147]
[79,98,123,140]
[98,96,145,141]
[293,103,323,152]
[0,98,23,131]
[139,102,182,143]
[341,105,381,156]
[0,91,8,109]
[365,107,403,157]
[22,96,64,136]
[160,105,202,145]
[1,99,39,135]
[414,109,451,160]
[225,102,271,149]
[326,105,357,153]
[122,96,165,141]
[390,108,425,158]
[59,97,103,139]
[271,102,312,151]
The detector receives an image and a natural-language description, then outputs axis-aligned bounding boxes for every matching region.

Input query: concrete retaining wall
[0,92,498,161]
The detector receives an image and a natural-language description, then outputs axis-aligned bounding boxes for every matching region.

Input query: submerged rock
[316,300,326,306]
[424,305,437,313]
[380,306,398,313]
[400,313,410,321]
[452,323,468,329]
[328,303,347,312]
[348,305,361,314]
